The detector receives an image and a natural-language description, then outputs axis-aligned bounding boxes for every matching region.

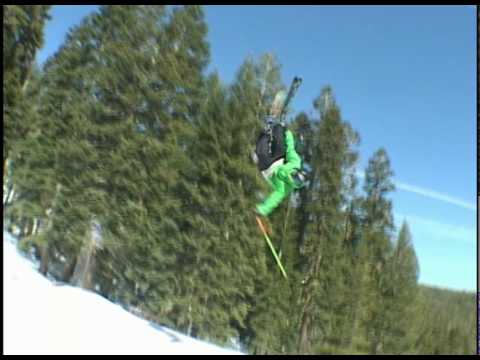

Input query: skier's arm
[284,129,302,170]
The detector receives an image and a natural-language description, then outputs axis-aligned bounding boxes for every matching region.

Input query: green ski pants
[256,129,302,216]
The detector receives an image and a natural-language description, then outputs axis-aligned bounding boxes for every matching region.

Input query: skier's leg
[284,129,302,170]
[275,130,303,189]
[256,174,293,217]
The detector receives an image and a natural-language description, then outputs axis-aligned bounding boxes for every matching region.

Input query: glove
[292,169,307,189]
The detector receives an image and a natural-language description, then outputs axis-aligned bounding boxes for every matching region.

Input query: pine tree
[22,9,108,281]
[341,171,364,353]
[382,221,419,354]
[171,68,264,345]
[6,65,57,249]
[333,119,362,352]
[80,5,180,302]
[279,111,317,354]
[84,5,211,313]
[242,57,309,355]
[297,86,353,354]
[3,5,51,246]
[3,5,51,178]
[179,55,296,351]
[290,111,316,257]
[357,148,395,354]
[10,6,212,297]
[412,286,475,354]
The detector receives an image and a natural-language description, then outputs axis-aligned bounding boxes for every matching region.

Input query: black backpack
[255,124,286,171]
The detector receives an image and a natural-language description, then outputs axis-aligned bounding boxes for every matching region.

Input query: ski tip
[294,76,302,82]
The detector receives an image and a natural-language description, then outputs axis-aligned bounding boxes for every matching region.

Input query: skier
[252,86,307,219]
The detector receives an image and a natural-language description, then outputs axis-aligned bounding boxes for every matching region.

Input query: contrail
[394,181,475,211]
[356,170,475,211]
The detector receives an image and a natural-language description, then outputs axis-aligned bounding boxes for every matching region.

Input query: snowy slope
[3,231,243,355]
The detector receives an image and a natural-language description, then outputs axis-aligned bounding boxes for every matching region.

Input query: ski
[255,216,288,279]
[279,76,302,122]
[268,76,302,124]
[263,76,303,157]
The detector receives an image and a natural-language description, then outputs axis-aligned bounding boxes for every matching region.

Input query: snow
[3,231,243,355]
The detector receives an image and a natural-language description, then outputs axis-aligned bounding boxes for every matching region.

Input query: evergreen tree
[21,9,108,281]
[242,56,307,355]
[169,68,264,345]
[382,221,419,354]
[6,65,57,253]
[413,286,475,355]
[86,5,211,314]
[333,119,362,351]
[3,5,51,177]
[297,86,352,354]
[9,5,211,297]
[290,111,316,257]
[357,148,395,354]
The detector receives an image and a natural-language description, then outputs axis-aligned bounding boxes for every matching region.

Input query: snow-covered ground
[3,231,243,355]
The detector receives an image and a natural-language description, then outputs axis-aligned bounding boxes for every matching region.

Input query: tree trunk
[187,303,193,336]
[3,185,13,207]
[19,217,29,238]
[39,243,49,275]
[70,222,98,289]
[298,296,312,354]
[25,218,34,237]
[3,155,9,190]
[62,257,77,283]
[298,251,323,354]
[32,218,39,236]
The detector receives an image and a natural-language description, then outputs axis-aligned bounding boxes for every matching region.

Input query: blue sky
[36,5,476,292]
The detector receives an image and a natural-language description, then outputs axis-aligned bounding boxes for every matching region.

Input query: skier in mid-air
[252,78,307,219]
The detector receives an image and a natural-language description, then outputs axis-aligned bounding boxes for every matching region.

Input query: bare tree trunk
[32,218,39,236]
[70,221,99,289]
[39,243,49,275]
[3,181,15,207]
[25,218,34,237]
[187,303,193,336]
[62,257,77,283]
[298,293,312,354]
[19,217,30,238]
[298,252,323,354]
[3,155,9,191]
[71,245,89,287]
